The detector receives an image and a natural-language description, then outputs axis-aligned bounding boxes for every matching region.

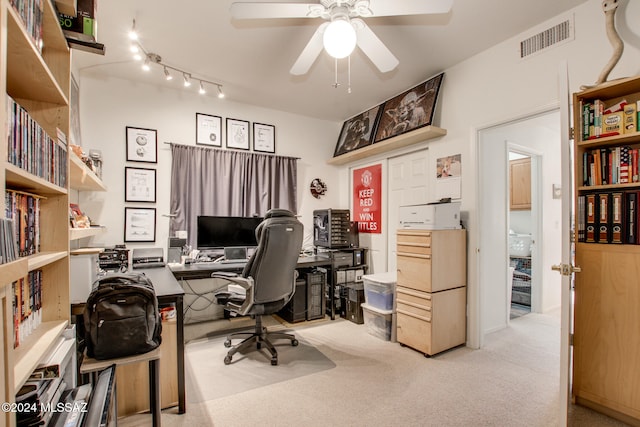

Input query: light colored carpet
[185,332,336,402]
[119,312,630,427]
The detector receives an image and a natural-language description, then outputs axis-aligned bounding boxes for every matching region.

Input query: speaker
[167,247,181,264]
[169,237,187,248]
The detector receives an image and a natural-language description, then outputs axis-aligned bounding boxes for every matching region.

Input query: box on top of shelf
[362,272,396,310]
[361,303,393,341]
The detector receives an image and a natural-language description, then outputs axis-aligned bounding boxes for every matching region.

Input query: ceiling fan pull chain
[333,57,340,88]
[348,55,352,94]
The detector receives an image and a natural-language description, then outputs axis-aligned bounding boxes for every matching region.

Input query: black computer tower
[306,270,326,320]
[279,279,307,323]
[313,209,351,248]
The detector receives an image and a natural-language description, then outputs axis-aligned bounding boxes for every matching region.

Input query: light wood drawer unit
[397,229,466,293]
[396,286,466,356]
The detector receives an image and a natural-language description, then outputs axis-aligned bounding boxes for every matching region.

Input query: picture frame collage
[196,112,275,154]
[333,72,444,157]
[124,126,158,242]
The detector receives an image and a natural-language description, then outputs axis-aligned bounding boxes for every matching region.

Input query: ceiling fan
[230,0,453,75]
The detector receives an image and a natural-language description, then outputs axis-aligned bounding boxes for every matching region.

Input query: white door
[555,61,573,425]
[387,150,430,272]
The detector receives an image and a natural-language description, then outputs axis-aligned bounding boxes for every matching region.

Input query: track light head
[129,19,138,41]
[199,81,206,94]
[164,67,173,81]
[183,73,191,87]
[217,85,225,99]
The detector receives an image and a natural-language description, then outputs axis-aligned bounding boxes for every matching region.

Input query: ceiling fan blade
[230,2,320,19]
[354,20,399,73]
[367,0,453,17]
[290,23,328,75]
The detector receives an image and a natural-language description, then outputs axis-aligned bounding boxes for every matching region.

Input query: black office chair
[212,209,304,365]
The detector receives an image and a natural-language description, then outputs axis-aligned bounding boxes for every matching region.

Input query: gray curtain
[169,144,298,249]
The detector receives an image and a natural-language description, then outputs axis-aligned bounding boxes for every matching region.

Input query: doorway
[478,109,562,336]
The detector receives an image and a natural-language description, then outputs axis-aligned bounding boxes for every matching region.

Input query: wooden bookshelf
[572,75,640,424]
[2,0,72,413]
[55,0,77,17]
[327,125,447,165]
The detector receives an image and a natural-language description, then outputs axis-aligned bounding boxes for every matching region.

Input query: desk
[170,252,366,320]
[72,266,186,415]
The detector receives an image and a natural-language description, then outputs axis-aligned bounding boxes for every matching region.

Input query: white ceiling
[73,0,588,122]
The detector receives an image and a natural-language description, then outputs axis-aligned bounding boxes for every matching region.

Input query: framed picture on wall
[333,105,382,157]
[253,122,275,153]
[126,126,158,163]
[373,72,444,143]
[125,167,157,203]
[124,207,156,242]
[196,113,222,147]
[226,118,250,150]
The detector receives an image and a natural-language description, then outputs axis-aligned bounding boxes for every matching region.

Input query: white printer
[399,201,461,230]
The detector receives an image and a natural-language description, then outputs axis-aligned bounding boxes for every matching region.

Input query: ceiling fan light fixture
[323,18,356,59]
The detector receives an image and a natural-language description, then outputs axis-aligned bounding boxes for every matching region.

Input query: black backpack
[83,272,162,360]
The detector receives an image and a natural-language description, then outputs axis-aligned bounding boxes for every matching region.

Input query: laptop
[222,247,247,263]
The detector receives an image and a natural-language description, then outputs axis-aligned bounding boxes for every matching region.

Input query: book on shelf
[29,333,75,381]
[0,218,19,264]
[582,145,640,187]
[12,270,43,349]
[6,96,68,188]
[579,189,640,245]
[9,0,44,53]
[5,190,41,257]
[579,97,640,141]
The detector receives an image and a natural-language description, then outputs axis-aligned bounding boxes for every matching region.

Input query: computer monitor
[196,216,263,250]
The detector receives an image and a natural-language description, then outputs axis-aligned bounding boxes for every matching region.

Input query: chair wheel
[271,358,278,366]
[224,340,231,348]
[224,356,232,365]
[291,339,299,346]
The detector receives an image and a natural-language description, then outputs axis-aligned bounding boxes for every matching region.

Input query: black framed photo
[253,122,275,153]
[196,113,222,147]
[333,105,383,157]
[125,167,156,203]
[226,118,250,150]
[124,207,156,242]
[373,72,444,143]
[126,126,158,163]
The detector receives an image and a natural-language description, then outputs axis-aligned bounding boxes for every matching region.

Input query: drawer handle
[397,308,431,322]
[396,288,432,300]
[397,300,431,311]
[397,242,432,248]
[397,252,431,259]
[398,231,431,237]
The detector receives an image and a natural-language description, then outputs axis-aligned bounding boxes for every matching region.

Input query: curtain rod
[163,141,300,160]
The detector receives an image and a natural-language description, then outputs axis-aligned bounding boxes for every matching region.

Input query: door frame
[507,144,543,316]
[473,102,559,348]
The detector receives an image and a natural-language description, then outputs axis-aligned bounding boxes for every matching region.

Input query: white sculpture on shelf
[581,0,624,90]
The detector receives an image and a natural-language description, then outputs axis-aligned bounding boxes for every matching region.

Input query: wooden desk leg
[149,359,161,427]
[176,295,186,414]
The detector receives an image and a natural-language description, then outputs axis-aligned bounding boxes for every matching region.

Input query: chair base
[223,315,298,365]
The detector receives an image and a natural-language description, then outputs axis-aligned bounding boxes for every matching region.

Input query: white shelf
[69,152,106,191]
[69,226,106,241]
[327,125,447,166]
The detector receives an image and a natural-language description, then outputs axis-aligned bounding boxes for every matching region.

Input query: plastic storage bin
[362,272,396,310]
[361,303,393,341]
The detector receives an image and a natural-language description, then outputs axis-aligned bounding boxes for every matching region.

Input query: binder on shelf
[598,193,610,243]
[586,193,597,243]
[627,191,638,244]
[578,195,586,242]
[611,192,623,244]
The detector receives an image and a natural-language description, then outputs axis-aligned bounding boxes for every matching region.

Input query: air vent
[519,18,574,59]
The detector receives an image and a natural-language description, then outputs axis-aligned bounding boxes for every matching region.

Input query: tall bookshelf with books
[573,76,640,424]
[1,0,73,425]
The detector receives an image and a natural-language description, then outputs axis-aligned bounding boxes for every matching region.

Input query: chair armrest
[210,273,254,316]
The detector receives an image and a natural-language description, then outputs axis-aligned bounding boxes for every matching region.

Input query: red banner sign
[353,164,382,234]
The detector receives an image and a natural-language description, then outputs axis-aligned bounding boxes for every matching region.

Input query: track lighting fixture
[127,19,225,98]
[163,66,173,81]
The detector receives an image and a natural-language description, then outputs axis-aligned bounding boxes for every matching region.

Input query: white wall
[76,0,640,347]
[75,74,342,255]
